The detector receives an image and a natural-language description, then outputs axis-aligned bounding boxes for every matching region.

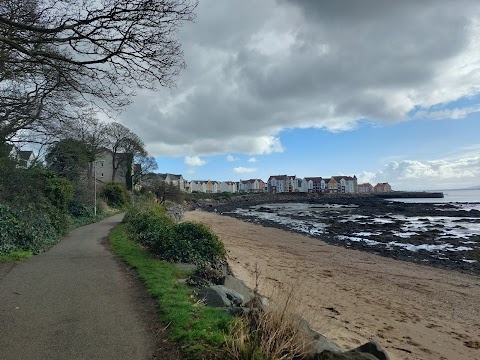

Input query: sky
[117,0,480,191]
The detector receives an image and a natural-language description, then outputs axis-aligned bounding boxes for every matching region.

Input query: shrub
[123,202,174,248]
[0,204,58,255]
[173,222,225,265]
[68,198,92,218]
[123,205,226,266]
[0,204,24,254]
[101,182,130,209]
[44,176,73,211]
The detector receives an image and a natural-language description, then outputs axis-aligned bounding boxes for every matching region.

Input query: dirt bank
[185,210,480,360]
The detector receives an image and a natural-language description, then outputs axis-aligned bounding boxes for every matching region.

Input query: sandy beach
[185,210,480,360]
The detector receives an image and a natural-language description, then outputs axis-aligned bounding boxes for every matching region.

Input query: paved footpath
[0,214,157,360]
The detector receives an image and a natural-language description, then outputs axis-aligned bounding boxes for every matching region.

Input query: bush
[101,182,130,209]
[0,204,24,254]
[0,204,58,255]
[68,198,92,218]
[44,176,73,211]
[123,205,226,266]
[173,222,225,265]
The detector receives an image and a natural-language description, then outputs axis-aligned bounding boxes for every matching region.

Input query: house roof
[268,175,295,181]
[331,176,354,182]
[17,150,33,160]
[358,183,373,187]
[304,177,323,182]
[241,179,264,184]
[156,173,183,180]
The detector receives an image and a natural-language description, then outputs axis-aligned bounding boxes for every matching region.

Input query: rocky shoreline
[195,195,480,275]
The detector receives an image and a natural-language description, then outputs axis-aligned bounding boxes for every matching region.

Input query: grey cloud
[120,0,480,156]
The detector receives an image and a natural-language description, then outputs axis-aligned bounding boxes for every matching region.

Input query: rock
[297,318,342,355]
[314,341,390,360]
[197,285,244,307]
[347,341,390,360]
[314,350,378,360]
[224,275,254,303]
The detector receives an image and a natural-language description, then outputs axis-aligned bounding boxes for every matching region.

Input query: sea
[225,189,480,273]
[390,189,480,204]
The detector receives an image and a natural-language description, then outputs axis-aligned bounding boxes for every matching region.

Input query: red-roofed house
[358,183,374,193]
[374,182,392,192]
[326,176,358,193]
[300,176,326,192]
[267,175,297,193]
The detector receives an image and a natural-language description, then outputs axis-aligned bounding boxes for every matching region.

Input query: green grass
[109,224,233,359]
[0,250,33,262]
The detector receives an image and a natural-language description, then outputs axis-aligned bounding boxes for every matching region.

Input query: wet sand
[185,210,480,360]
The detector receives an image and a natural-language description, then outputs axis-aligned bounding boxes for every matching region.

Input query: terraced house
[268,174,358,193]
[267,175,297,193]
[238,179,266,193]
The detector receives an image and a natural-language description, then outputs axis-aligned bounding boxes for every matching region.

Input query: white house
[220,181,237,193]
[267,175,297,193]
[239,179,265,193]
[189,180,208,193]
[9,148,36,169]
[327,176,358,193]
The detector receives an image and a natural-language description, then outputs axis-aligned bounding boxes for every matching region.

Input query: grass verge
[109,224,232,359]
[0,250,33,262]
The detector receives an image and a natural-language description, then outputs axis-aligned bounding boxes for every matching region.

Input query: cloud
[363,156,480,190]
[248,157,257,163]
[184,156,206,166]
[226,155,236,162]
[412,106,480,120]
[120,0,480,156]
[233,167,257,174]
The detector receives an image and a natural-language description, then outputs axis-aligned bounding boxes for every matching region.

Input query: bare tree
[0,0,197,143]
[105,122,146,183]
[133,155,158,187]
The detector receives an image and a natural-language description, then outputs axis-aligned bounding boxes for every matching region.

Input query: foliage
[123,203,226,266]
[44,176,73,212]
[173,222,226,265]
[46,138,91,181]
[109,225,232,359]
[155,182,186,204]
[0,203,58,254]
[100,182,130,209]
[0,152,120,257]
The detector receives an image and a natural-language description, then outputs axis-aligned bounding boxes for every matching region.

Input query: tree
[46,138,90,182]
[105,122,147,183]
[155,182,185,204]
[0,0,197,142]
[133,155,158,188]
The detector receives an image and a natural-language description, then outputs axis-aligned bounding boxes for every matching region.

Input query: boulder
[197,285,244,307]
[314,341,389,360]
[346,341,389,360]
[297,317,342,355]
[314,350,378,360]
[224,275,254,303]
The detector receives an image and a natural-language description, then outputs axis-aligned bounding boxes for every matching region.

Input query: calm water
[390,189,480,203]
